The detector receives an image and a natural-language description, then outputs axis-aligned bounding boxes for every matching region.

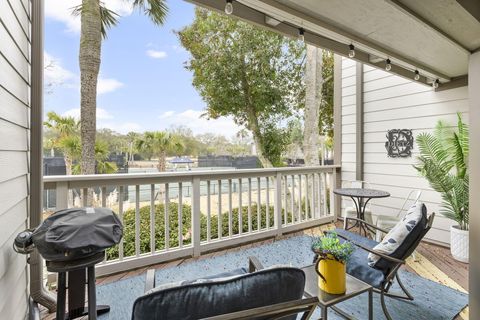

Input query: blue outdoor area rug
[97,235,468,320]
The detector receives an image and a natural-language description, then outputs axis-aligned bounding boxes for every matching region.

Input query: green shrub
[107,202,193,259]
[213,204,275,238]
[107,202,293,260]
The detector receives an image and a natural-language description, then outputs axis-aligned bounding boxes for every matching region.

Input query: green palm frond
[97,161,118,174]
[132,0,169,26]
[415,132,452,173]
[72,3,120,39]
[94,140,111,161]
[136,131,181,156]
[449,132,467,178]
[58,135,81,159]
[415,113,469,230]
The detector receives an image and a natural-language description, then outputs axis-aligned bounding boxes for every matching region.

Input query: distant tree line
[43,113,253,173]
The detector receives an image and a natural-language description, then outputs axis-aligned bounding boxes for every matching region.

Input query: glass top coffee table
[302,265,373,320]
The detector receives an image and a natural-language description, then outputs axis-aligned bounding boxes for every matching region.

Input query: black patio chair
[131,257,318,320]
[333,203,435,320]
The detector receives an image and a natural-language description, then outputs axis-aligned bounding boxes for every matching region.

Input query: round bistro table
[333,188,390,236]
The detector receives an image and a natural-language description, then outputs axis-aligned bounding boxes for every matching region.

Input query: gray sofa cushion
[334,229,386,288]
[146,268,249,294]
[132,267,306,320]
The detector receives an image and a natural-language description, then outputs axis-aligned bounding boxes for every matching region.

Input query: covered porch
[0,0,478,319]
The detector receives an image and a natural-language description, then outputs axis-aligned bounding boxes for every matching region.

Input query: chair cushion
[132,267,306,320]
[368,203,427,270]
[334,229,386,288]
[146,268,248,294]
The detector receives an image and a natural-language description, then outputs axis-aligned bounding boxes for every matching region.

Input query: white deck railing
[43,165,340,276]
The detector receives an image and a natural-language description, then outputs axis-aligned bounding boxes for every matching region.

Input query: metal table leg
[368,289,373,320]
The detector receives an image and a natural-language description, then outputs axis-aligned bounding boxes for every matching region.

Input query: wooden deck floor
[41,223,469,319]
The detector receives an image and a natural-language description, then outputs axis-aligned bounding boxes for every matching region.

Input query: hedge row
[106,202,294,259]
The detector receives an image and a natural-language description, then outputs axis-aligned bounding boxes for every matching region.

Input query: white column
[469,51,480,317]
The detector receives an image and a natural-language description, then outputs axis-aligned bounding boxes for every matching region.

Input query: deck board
[40,223,468,319]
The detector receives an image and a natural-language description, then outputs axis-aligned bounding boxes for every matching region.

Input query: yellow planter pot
[315,255,346,294]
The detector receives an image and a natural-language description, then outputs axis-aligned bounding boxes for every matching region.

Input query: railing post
[192,177,201,257]
[274,172,283,236]
[330,168,341,220]
[56,181,69,210]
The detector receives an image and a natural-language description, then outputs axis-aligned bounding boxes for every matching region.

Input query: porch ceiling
[188,0,480,88]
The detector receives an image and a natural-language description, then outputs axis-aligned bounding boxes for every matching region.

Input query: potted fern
[415,113,469,262]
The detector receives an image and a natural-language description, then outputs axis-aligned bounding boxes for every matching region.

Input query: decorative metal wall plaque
[385,129,414,158]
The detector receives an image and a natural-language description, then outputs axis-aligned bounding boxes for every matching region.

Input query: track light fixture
[298,28,305,42]
[348,44,355,58]
[385,59,392,71]
[225,0,233,15]
[432,79,439,89]
[414,70,420,81]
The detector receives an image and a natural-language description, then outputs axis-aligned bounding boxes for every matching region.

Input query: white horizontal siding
[0,0,31,318]
[339,57,468,245]
[0,0,29,58]
[0,87,29,127]
[0,118,29,151]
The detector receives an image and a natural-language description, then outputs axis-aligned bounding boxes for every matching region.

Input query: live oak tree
[73,0,168,176]
[178,9,304,167]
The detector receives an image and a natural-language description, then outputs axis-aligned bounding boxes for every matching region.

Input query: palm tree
[94,140,119,174]
[126,131,141,164]
[136,131,183,172]
[58,135,82,175]
[73,0,168,175]
[43,111,80,175]
[72,140,118,174]
[44,111,79,139]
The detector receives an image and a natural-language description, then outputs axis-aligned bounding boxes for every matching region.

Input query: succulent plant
[311,232,355,263]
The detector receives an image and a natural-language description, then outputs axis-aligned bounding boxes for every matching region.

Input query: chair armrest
[248,256,264,272]
[200,297,319,320]
[336,233,406,265]
[344,217,390,234]
[144,269,156,293]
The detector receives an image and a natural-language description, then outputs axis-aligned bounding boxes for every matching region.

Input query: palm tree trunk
[157,151,167,172]
[79,0,101,176]
[65,156,73,176]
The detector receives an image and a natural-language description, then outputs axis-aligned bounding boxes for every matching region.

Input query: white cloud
[45,0,133,34]
[63,107,113,120]
[61,108,141,134]
[159,111,175,118]
[44,52,75,86]
[97,78,124,94]
[158,109,242,137]
[146,49,167,59]
[44,52,123,94]
[99,121,142,134]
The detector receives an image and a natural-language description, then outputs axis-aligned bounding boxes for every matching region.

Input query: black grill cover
[32,207,123,262]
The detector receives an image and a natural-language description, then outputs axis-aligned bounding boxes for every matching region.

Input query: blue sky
[44,0,240,136]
